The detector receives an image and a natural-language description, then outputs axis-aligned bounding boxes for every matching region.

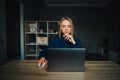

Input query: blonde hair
[58,17,75,38]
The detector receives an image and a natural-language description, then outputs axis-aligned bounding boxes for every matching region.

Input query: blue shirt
[38,36,83,59]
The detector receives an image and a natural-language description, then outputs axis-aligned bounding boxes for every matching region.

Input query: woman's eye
[61,25,65,28]
[68,25,71,28]
[61,25,71,28]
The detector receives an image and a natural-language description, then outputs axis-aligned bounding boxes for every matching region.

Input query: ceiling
[17,0,115,8]
[46,0,114,7]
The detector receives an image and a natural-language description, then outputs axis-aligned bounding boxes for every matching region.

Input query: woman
[37,17,83,67]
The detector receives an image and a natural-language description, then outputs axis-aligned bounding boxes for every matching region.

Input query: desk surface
[0,60,120,80]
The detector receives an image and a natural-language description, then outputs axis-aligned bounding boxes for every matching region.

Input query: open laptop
[46,48,86,72]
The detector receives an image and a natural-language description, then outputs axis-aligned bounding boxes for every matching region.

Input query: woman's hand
[37,57,48,67]
[63,34,76,44]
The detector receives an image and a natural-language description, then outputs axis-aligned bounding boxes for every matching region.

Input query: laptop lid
[46,48,86,72]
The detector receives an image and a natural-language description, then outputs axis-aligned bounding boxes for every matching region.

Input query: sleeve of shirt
[71,38,83,48]
[38,48,47,60]
[38,37,56,60]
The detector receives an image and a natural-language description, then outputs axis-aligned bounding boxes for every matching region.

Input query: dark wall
[1,0,119,61]
[23,1,120,53]
[38,7,106,53]
[23,0,39,20]
[6,0,20,60]
[0,0,7,64]
[106,0,120,49]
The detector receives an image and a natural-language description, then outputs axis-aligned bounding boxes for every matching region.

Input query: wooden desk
[0,60,120,80]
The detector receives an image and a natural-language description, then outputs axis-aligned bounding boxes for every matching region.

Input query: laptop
[46,48,86,72]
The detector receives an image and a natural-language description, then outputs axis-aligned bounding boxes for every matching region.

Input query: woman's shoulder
[74,36,82,42]
[50,35,59,41]
[74,36,80,40]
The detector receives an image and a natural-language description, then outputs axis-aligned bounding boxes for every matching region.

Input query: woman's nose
[65,26,69,29]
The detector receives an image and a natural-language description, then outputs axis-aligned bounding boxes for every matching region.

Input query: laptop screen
[46,48,86,72]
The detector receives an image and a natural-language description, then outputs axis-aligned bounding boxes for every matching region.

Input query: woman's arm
[37,37,56,66]
[70,38,83,48]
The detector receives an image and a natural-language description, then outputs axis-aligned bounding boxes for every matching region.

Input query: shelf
[26,53,39,57]
[48,33,58,34]
[25,32,36,34]
[26,43,36,45]
[37,32,48,34]
[25,20,59,60]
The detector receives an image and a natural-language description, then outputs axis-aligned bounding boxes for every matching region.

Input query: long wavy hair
[58,17,75,38]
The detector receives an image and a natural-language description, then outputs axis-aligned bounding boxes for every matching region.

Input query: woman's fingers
[37,57,45,66]
[64,35,73,41]
[63,34,76,44]
[64,35,71,40]
[44,60,48,66]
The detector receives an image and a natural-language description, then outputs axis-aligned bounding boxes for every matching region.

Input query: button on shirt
[38,36,83,59]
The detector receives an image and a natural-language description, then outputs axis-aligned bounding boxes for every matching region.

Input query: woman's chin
[64,33,69,35]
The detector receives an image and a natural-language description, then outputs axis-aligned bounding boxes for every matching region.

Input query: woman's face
[60,20,71,35]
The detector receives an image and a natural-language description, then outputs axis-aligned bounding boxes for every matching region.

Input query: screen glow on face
[60,20,71,35]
